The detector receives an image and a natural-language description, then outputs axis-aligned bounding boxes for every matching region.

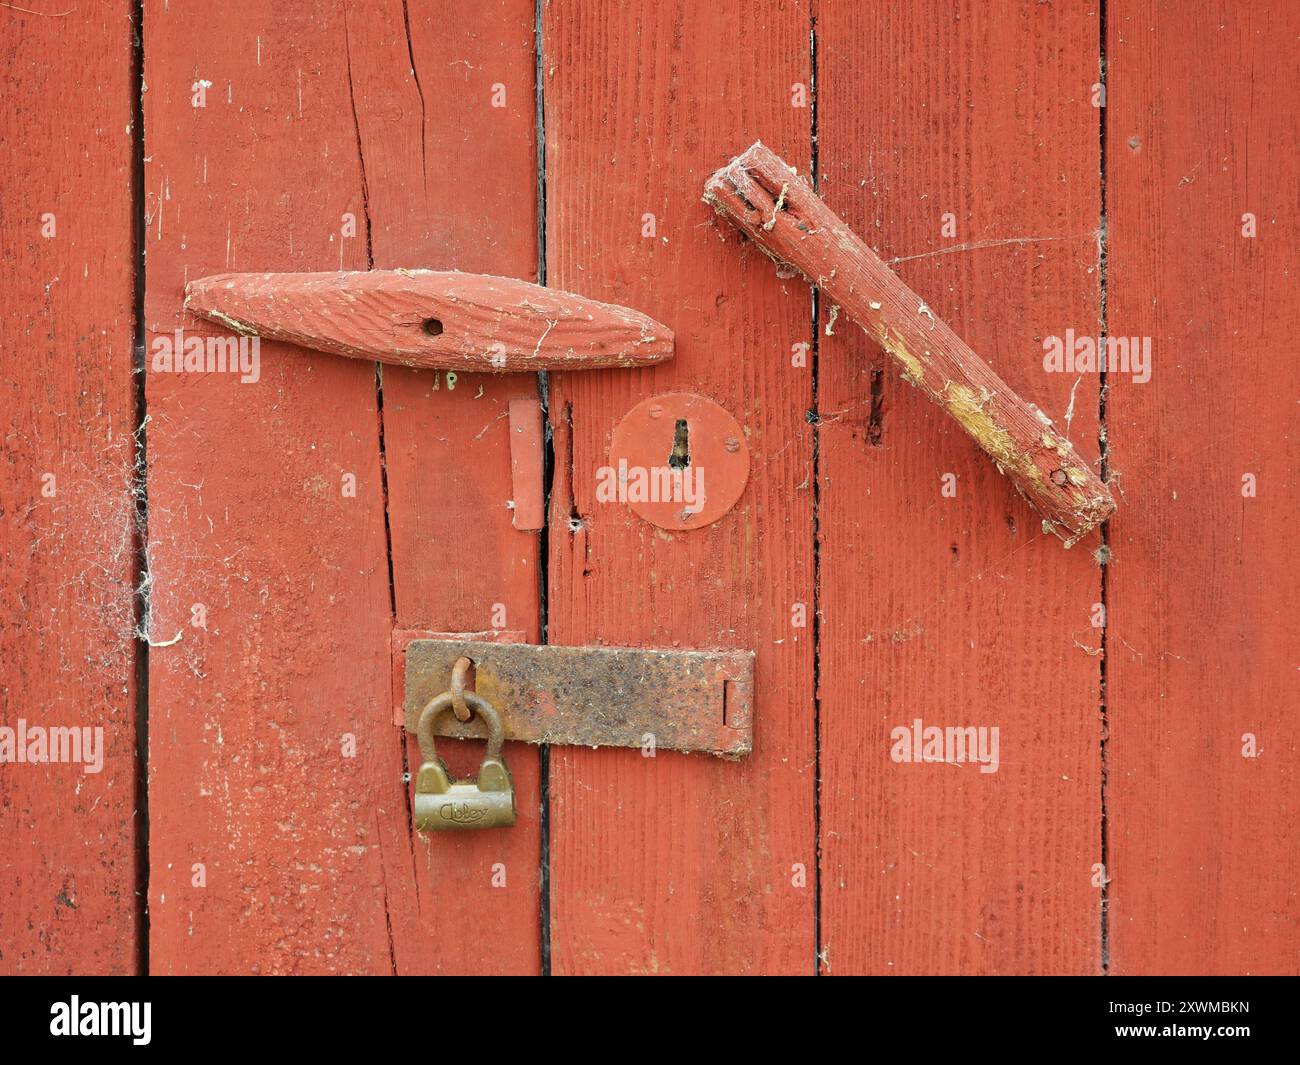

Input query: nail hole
[422,318,444,337]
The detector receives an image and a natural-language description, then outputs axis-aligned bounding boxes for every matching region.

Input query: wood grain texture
[7,0,1287,979]
[1106,0,1300,975]
[543,0,816,974]
[0,2,139,974]
[185,269,674,371]
[144,0,544,976]
[340,0,544,974]
[705,143,1115,542]
[143,0,409,974]
[816,0,1105,974]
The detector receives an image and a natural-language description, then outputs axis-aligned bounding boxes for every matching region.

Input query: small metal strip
[403,640,754,757]
[507,398,546,531]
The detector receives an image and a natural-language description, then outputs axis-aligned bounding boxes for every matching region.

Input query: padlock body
[414,780,516,831]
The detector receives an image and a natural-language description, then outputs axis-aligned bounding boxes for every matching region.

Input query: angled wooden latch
[704,142,1116,545]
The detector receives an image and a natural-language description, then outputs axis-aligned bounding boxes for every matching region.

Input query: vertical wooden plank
[143,1,404,973]
[544,0,815,974]
[145,0,541,975]
[817,1,1104,974]
[342,0,543,975]
[0,3,138,975]
[1107,0,1300,975]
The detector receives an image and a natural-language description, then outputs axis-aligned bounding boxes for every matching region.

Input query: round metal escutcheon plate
[606,392,750,531]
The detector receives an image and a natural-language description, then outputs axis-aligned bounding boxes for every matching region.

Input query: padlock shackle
[416,691,506,763]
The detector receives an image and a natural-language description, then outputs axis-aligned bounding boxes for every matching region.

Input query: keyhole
[668,418,691,469]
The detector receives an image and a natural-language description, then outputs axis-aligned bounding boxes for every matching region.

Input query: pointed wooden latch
[184,269,674,372]
[185,269,674,532]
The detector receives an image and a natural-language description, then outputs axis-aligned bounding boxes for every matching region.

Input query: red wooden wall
[817,0,1104,975]
[1106,0,1300,975]
[1,6,139,973]
[1,0,1295,975]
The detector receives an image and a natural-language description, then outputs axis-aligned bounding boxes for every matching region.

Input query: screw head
[724,436,741,453]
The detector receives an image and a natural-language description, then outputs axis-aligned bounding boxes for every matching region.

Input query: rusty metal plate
[606,392,750,530]
[391,629,526,725]
[403,640,754,757]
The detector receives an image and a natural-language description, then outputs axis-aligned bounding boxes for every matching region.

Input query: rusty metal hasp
[402,639,754,758]
[184,269,674,372]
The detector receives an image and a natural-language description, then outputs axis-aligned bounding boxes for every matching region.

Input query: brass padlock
[413,690,516,831]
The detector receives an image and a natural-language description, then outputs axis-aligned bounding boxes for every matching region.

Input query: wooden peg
[704,141,1115,544]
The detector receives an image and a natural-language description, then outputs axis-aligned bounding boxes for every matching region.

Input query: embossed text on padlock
[413,691,516,831]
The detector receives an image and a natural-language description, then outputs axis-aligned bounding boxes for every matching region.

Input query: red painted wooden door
[2,0,1296,976]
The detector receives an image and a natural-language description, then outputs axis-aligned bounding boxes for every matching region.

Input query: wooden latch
[185,268,676,533]
[704,142,1116,545]
[184,269,674,372]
